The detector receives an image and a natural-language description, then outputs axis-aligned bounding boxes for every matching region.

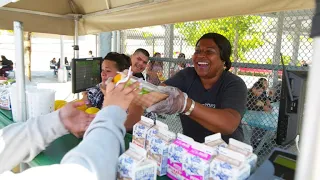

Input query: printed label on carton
[228,138,257,172]
[209,147,250,180]
[147,128,176,176]
[132,117,154,148]
[167,137,193,180]
[183,142,215,180]
[204,133,227,156]
[118,143,157,180]
[145,120,169,149]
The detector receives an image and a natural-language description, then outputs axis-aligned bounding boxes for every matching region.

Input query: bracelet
[184,99,195,116]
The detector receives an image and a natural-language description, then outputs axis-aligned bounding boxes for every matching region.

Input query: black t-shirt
[164,67,247,143]
[133,73,145,80]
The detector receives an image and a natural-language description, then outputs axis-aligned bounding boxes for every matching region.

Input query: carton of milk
[132,116,155,148]
[147,128,176,176]
[145,120,169,150]
[227,138,258,172]
[118,143,157,180]
[182,141,215,180]
[204,133,228,156]
[210,147,250,180]
[167,133,194,180]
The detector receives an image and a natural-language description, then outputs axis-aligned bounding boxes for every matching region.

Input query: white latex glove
[146,86,187,114]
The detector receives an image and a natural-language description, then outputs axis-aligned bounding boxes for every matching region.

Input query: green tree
[266,55,291,65]
[175,16,264,63]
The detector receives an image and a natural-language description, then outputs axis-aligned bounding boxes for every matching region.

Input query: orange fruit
[112,73,122,83]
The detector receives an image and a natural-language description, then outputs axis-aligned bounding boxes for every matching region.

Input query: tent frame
[3,0,320,179]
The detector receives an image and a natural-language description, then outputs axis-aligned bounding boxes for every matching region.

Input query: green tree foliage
[175,16,265,63]
[266,55,291,65]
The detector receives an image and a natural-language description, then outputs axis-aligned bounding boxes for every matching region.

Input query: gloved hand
[146,86,187,114]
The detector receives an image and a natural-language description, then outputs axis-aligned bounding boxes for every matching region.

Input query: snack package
[0,86,11,110]
[182,141,215,180]
[147,128,176,176]
[167,133,194,180]
[145,120,169,149]
[112,67,168,101]
[227,138,258,172]
[210,147,250,180]
[204,133,228,156]
[118,143,157,180]
[132,116,155,148]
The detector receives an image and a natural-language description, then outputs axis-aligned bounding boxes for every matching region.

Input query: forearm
[125,103,144,131]
[61,106,127,180]
[185,98,240,134]
[0,111,68,173]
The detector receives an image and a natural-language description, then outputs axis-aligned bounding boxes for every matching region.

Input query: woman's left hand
[147,86,187,114]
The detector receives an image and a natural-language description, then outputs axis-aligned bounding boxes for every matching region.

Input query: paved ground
[30,70,75,102]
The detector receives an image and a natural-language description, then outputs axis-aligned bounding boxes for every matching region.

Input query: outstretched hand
[59,101,96,138]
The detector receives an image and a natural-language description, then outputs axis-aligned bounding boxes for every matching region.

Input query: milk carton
[167,133,194,180]
[204,133,228,156]
[210,148,250,180]
[118,143,157,180]
[132,116,155,148]
[182,141,215,180]
[147,128,176,176]
[145,120,169,150]
[227,138,257,172]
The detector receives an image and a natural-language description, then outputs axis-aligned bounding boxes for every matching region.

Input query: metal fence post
[272,12,284,87]
[164,24,174,78]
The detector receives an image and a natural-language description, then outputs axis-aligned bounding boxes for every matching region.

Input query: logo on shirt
[203,103,216,108]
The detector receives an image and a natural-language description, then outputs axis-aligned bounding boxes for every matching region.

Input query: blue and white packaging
[204,133,227,156]
[147,128,176,176]
[227,138,258,172]
[182,141,215,180]
[118,143,157,180]
[145,120,169,150]
[132,116,155,148]
[167,133,194,180]
[210,147,250,180]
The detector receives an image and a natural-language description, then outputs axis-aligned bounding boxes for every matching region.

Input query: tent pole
[14,21,29,172]
[116,30,121,52]
[74,16,80,99]
[58,35,66,83]
[74,17,79,59]
[295,37,320,180]
[111,31,117,51]
[13,21,27,122]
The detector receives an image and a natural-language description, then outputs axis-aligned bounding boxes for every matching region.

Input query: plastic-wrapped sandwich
[112,67,168,99]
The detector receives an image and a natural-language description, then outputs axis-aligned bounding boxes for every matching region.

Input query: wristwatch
[184,99,195,116]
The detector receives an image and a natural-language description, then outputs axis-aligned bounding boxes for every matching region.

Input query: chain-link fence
[120,9,313,165]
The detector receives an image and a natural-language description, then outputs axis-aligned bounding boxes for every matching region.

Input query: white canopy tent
[1,0,320,179]
[0,0,315,35]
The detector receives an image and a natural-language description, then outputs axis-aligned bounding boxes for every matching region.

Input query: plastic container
[26,88,55,119]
